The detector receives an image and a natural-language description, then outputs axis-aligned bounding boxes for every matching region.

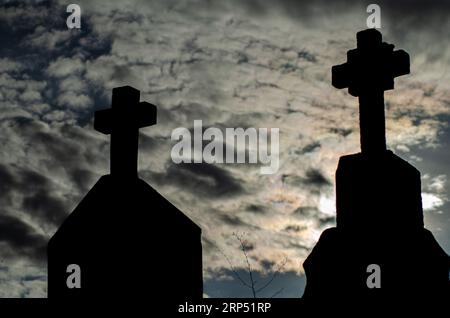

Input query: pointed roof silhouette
[48,86,203,301]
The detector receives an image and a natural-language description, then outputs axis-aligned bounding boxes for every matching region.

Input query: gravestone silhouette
[48,86,203,301]
[303,29,450,303]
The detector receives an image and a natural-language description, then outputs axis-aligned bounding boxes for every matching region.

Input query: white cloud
[422,192,444,211]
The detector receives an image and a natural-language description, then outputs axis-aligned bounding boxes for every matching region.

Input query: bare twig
[215,232,288,298]
[216,244,252,289]
[270,287,284,298]
[233,232,256,298]
[256,257,288,293]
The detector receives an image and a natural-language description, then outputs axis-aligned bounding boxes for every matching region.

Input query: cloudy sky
[0,0,449,297]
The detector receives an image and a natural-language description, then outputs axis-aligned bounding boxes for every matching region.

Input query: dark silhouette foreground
[48,86,203,300]
[303,29,450,303]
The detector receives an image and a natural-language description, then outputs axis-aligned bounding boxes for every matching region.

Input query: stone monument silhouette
[302,29,450,303]
[48,86,203,300]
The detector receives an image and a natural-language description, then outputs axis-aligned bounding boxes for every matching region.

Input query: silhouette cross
[332,29,410,156]
[94,86,157,178]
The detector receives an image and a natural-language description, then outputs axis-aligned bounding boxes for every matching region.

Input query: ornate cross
[94,86,157,178]
[332,29,410,156]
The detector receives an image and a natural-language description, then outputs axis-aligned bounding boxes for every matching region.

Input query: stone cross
[94,86,157,178]
[332,29,410,156]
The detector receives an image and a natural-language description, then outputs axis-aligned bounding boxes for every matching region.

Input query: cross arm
[331,29,410,97]
[136,102,157,128]
[94,102,157,135]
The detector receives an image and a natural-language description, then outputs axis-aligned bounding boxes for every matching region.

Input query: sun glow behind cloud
[422,193,444,211]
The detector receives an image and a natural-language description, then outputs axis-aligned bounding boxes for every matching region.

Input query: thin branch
[215,244,252,289]
[233,232,256,298]
[255,257,288,293]
[270,287,284,298]
[216,232,288,299]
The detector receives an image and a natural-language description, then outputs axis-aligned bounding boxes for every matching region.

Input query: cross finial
[332,29,410,156]
[94,86,157,178]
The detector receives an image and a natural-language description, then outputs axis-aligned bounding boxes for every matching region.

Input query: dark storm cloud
[284,224,307,233]
[329,127,353,137]
[0,117,108,273]
[0,163,67,226]
[235,0,450,20]
[5,117,105,185]
[292,206,334,229]
[146,0,450,32]
[145,161,244,197]
[33,130,83,168]
[1,0,111,58]
[0,164,17,201]
[376,0,450,28]
[0,214,47,262]
[293,206,318,217]
[304,168,331,187]
[298,141,321,154]
[1,1,73,60]
[282,168,331,189]
[318,215,335,227]
[18,168,49,190]
[198,0,358,23]
[138,133,160,153]
[259,259,276,271]
[216,0,450,61]
[0,114,108,271]
[23,190,66,225]
[0,1,60,32]
[201,236,217,253]
[245,204,266,214]
[69,168,95,193]
[291,203,335,227]
[268,0,450,58]
[219,214,246,227]
[297,50,317,63]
